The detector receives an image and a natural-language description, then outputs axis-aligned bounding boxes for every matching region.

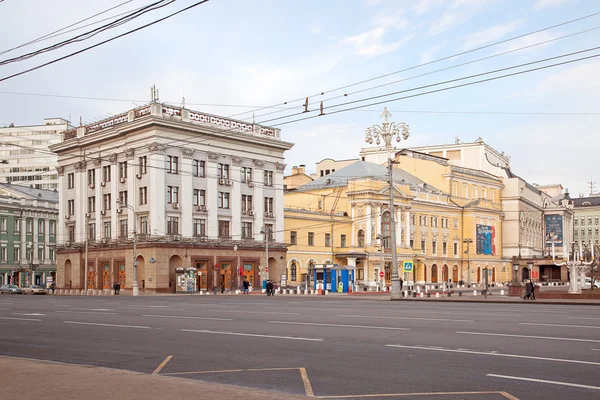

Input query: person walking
[221,282,225,294]
[113,281,119,296]
[523,280,532,300]
[51,281,56,294]
[399,277,404,291]
[529,280,536,300]
[243,279,250,295]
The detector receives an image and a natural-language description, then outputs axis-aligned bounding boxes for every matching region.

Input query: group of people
[266,280,275,296]
[524,279,536,300]
[113,281,121,295]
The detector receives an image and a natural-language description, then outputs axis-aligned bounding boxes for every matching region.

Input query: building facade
[0,183,58,286]
[572,195,600,247]
[50,101,292,293]
[0,118,71,190]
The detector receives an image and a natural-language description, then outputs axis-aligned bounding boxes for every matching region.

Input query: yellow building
[284,157,508,291]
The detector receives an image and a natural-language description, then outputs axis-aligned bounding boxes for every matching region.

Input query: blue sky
[0,0,598,196]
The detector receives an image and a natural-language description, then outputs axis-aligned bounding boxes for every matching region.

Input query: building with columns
[0,183,58,286]
[50,101,292,293]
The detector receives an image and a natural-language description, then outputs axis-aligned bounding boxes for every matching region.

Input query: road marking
[0,316,41,321]
[269,321,409,331]
[162,367,300,376]
[14,313,45,316]
[386,344,600,366]
[317,391,517,398]
[487,374,600,390]
[299,367,314,397]
[181,329,323,342]
[456,331,600,343]
[56,310,118,315]
[0,308,9,310]
[568,316,600,320]
[142,314,233,321]
[152,355,173,375]
[63,321,153,329]
[340,314,474,322]
[520,322,600,329]
[119,306,185,311]
[72,308,113,311]
[207,310,300,315]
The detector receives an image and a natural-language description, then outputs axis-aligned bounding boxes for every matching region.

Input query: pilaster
[181,148,194,237]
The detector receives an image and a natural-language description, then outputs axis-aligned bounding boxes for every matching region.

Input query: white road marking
[386,344,600,366]
[520,322,600,329]
[207,310,300,315]
[72,308,113,311]
[487,374,600,390]
[143,314,233,321]
[181,329,323,342]
[340,314,474,322]
[54,304,70,307]
[269,321,409,331]
[14,313,45,316]
[568,316,600,320]
[0,316,41,321]
[456,331,600,343]
[63,321,153,329]
[56,311,118,315]
[119,307,185,311]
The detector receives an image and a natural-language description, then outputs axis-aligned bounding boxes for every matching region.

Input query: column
[180,151,194,237]
[20,217,26,265]
[110,160,119,239]
[32,216,39,264]
[57,166,65,245]
[75,162,87,242]
[230,164,242,240]
[404,209,410,247]
[347,257,357,292]
[206,159,219,238]
[95,166,102,240]
[148,148,166,236]
[44,219,51,264]
[274,164,285,243]
[126,151,137,237]
[376,205,381,243]
[365,203,372,247]
[253,163,264,239]
[351,206,356,246]
[395,208,401,248]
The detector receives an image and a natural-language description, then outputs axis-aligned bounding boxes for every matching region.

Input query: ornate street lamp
[116,200,139,296]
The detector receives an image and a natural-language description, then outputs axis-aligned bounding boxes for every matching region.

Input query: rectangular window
[68,226,75,243]
[192,160,205,177]
[14,219,20,233]
[88,223,96,240]
[139,156,147,174]
[67,173,74,189]
[264,197,274,214]
[50,249,56,262]
[118,161,127,179]
[431,217,438,228]
[103,194,112,210]
[242,222,253,238]
[263,170,273,186]
[265,224,274,241]
[193,189,206,207]
[140,216,148,235]
[421,240,426,251]
[341,234,347,248]
[168,156,179,174]
[290,231,297,245]
[102,165,111,182]
[432,241,437,254]
[0,247,6,262]
[308,232,314,246]
[241,167,252,183]
[38,246,44,261]
[217,163,230,179]
[14,247,20,262]
[139,187,147,205]
[410,239,414,249]
[443,242,448,255]
[119,219,128,238]
[104,222,111,238]
[87,196,95,213]
[218,192,230,209]
[325,233,331,247]
[167,186,179,204]
[218,220,230,238]
[49,221,55,235]
[167,216,179,234]
[37,219,44,234]
[453,242,459,256]
[0,218,6,232]
[411,215,416,225]
[118,190,128,206]
[26,219,33,234]
[68,199,75,215]
[242,194,253,213]
[193,219,206,237]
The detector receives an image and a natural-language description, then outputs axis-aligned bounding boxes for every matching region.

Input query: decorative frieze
[207,152,220,161]
[107,154,117,164]
[125,148,135,159]
[232,156,243,165]
[275,162,286,172]
[56,166,65,176]
[252,159,264,167]
[74,161,86,172]
[148,142,167,154]
[182,148,195,158]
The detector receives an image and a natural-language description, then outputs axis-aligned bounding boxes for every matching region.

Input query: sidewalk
[0,356,309,400]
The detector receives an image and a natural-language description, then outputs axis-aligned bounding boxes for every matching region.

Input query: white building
[0,118,71,190]
[50,101,293,294]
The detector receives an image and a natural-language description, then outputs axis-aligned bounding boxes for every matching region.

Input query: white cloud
[494,30,560,56]
[534,0,572,9]
[462,19,524,50]
[420,45,442,64]
[413,0,445,15]
[310,26,322,34]
[339,13,412,57]
[428,0,492,35]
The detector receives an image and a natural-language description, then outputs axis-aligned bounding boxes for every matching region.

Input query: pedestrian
[221,282,225,294]
[399,277,404,291]
[523,280,532,300]
[51,281,56,294]
[113,281,118,295]
[243,279,250,295]
[267,280,273,296]
[529,280,536,300]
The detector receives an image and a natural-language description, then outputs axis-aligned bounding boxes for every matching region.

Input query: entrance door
[442,265,448,282]
[118,263,126,289]
[88,271,95,289]
[220,262,232,290]
[477,267,481,283]
[452,265,459,283]
[431,265,438,283]
[196,262,208,291]
[103,264,111,289]
[243,263,255,290]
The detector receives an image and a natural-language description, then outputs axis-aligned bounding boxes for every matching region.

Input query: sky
[0,0,598,197]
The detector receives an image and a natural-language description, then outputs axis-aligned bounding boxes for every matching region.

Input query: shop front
[175,267,197,293]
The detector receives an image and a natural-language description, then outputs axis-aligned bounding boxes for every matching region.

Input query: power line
[0,0,211,83]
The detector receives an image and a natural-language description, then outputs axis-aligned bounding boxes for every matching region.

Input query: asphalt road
[1,294,599,400]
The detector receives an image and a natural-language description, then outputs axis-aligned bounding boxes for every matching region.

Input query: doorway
[196,261,208,291]
[118,262,126,289]
[102,262,111,289]
[242,263,255,290]
[220,262,232,291]
[88,271,95,290]
[442,265,448,282]
[452,265,459,283]
[431,264,438,283]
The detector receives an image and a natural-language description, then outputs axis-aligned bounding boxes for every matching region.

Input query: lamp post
[377,234,385,291]
[365,107,409,300]
[552,241,592,294]
[116,200,139,296]
[463,238,473,287]
[512,261,519,285]
[260,225,271,284]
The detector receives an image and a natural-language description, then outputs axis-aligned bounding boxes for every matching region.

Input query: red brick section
[537,292,600,299]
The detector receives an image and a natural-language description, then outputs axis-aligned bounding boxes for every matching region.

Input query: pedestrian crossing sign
[403,260,414,272]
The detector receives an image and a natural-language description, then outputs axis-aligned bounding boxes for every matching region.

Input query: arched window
[381,212,391,249]
[290,260,297,281]
[357,230,365,247]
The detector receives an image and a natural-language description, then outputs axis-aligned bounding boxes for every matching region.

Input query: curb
[391,298,600,305]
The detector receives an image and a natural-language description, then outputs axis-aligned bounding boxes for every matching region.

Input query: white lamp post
[116,200,139,296]
[365,107,409,300]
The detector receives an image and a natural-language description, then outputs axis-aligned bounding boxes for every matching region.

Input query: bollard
[473,290,477,296]
[427,293,431,298]
[500,289,505,295]
[435,293,440,298]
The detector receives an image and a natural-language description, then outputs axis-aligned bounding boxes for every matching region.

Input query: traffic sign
[379,271,385,278]
[265,266,269,272]
[403,260,414,272]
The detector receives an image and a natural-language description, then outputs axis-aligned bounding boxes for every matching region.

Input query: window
[139,187,147,205]
[341,234,347,248]
[411,215,416,225]
[103,194,112,210]
[420,215,427,227]
[140,216,148,235]
[68,199,75,215]
[168,156,179,174]
[432,241,437,254]
[67,173,74,189]
[242,194,252,213]
[139,156,147,174]
[194,219,206,237]
[118,161,127,179]
[0,218,6,232]
[218,220,230,238]
[26,219,33,233]
[263,170,273,186]
[119,219,128,238]
[217,163,230,179]
[118,190,128,206]
[218,192,230,209]
[49,249,56,262]
[0,247,6,262]
[431,216,438,228]
[193,189,206,207]
[290,231,297,245]
[167,217,179,234]
[88,223,96,240]
[49,221,55,236]
[308,232,315,246]
[102,165,111,182]
[325,233,331,247]
[104,222,111,238]
[443,242,448,255]
[264,197,274,214]
[68,226,75,243]
[242,222,253,238]
[453,219,459,229]
[38,246,44,261]
[241,167,252,183]
[167,186,179,204]
[442,218,449,229]
[357,230,365,247]
[265,224,274,241]
[410,239,414,249]
[14,247,20,262]
[421,240,426,251]
[290,261,297,281]
[87,196,95,213]
[37,220,44,234]
[14,219,20,233]
[192,160,205,177]
[453,242,459,256]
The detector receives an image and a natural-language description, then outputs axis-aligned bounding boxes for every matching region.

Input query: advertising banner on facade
[476,225,496,255]
[545,214,563,246]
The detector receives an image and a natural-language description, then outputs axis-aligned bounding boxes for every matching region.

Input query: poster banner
[545,215,563,246]
[476,225,496,255]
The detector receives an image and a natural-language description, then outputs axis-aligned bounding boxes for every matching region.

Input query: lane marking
[568,316,600,320]
[142,314,232,321]
[56,311,118,315]
[317,391,515,398]
[119,306,185,311]
[520,322,600,329]
[269,321,409,331]
[499,391,521,400]
[456,331,600,343]
[386,344,600,366]
[13,313,45,316]
[63,321,153,329]
[162,367,299,376]
[152,355,173,375]
[207,310,300,315]
[0,316,41,321]
[299,367,315,397]
[72,308,113,311]
[340,314,474,323]
[487,374,600,390]
[181,329,323,342]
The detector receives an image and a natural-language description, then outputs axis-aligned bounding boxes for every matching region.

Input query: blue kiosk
[312,264,354,293]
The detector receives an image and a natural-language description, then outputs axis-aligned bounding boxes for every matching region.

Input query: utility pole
[463,238,473,287]
[84,216,89,293]
[261,225,270,283]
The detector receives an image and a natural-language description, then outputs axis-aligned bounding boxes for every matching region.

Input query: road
[1,294,599,399]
